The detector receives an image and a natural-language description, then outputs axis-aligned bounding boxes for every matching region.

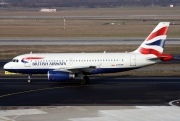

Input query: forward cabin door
[130,55,136,66]
[24,57,31,67]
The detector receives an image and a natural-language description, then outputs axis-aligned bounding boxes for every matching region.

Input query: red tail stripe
[139,47,161,55]
[139,47,173,61]
[146,27,168,41]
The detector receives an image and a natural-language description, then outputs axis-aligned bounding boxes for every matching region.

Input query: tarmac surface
[0,106,180,121]
[1,14,180,19]
[0,38,179,45]
[0,76,180,106]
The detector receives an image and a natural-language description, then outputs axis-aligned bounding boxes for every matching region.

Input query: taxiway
[0,38,179,45]
[0,76,180,106]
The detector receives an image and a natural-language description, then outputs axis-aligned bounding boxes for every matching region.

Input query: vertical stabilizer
[133,22,170,54]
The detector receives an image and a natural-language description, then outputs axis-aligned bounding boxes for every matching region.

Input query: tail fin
[133,22,170,54]
[132,22,173,61]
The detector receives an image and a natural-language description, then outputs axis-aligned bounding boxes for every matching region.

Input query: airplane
[3,22,173,84]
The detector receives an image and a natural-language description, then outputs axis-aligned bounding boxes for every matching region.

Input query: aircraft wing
[56,66,97,73]
[67,66,96,70]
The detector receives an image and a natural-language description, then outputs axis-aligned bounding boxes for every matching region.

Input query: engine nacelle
[48,70,75,81]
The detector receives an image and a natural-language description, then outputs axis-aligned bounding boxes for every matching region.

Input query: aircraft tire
[80,76,89,85]
[27,79,31,83]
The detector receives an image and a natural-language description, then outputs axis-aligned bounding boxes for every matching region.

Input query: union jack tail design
[132,22,173,61]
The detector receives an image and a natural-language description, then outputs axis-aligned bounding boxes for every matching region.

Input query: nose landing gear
[27,74,32,83]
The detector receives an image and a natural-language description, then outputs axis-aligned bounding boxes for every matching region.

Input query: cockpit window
[11,59,19,63]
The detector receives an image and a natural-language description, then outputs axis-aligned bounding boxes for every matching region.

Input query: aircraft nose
[3,63,11,70]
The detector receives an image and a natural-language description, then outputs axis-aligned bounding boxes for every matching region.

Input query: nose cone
[3,63,11,70]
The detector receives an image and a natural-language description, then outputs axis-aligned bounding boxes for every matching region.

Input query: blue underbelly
[5,67,138,75]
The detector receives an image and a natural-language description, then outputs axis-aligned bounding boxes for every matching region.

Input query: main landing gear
[27,74,32,83]
[80,76,89,85]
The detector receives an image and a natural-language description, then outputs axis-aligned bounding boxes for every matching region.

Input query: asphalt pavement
[0,76,180,106]
[0,38,179,45]
[1,14,180,19]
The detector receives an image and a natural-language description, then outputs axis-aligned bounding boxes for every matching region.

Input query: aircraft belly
[90,67,138,74]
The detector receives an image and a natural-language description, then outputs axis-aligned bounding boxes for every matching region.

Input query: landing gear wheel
[80,76,89,85]
[27,74,32,84]
[27,79,31,83]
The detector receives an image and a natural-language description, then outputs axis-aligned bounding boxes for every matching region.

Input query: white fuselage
[4,52,158,75]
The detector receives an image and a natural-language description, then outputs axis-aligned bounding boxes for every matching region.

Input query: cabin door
[130,55,136,66]
[23,57,31,67]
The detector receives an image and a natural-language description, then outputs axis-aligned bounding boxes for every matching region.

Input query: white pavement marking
[169,99,180,106]
[0,109,47,121]
[0,116,14,121]
[70,106,180,121]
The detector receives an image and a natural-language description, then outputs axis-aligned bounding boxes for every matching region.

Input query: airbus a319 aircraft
[3,22,173,84]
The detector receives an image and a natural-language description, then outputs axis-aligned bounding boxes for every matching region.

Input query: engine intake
[48,70,75,81]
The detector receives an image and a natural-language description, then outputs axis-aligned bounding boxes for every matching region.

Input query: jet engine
[48,70,75,81]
